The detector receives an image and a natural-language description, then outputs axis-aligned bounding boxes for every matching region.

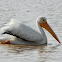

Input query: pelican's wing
[0,19,28,41]
[0,19,43,42]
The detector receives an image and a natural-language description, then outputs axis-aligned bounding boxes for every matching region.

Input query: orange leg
[4,40,11,44]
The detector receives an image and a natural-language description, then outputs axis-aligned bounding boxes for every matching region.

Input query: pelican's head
[37,16,61,44]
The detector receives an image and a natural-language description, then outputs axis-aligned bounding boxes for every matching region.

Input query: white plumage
[0,16,60,45]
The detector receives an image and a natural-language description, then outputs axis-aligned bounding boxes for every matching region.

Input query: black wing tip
[2,31,28,41]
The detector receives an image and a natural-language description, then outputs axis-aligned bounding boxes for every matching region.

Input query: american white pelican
[0,16,61,45]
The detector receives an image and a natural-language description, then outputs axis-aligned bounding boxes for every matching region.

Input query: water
[0,0,62,62]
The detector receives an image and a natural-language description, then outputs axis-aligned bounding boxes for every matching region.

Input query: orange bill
[39,22,61,44]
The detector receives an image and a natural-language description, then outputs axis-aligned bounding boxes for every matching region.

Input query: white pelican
[0,16,61,45]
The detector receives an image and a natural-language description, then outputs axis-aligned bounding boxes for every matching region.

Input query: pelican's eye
[43,19,46,23]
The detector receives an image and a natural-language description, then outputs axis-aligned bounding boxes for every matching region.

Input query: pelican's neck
[37,21,47,39]
[37,21,44,33]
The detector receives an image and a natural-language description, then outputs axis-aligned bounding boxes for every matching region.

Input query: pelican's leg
[4,40,11,44]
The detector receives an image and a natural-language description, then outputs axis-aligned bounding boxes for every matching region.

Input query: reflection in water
[0,44,61,62]
[0,44,46,55]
